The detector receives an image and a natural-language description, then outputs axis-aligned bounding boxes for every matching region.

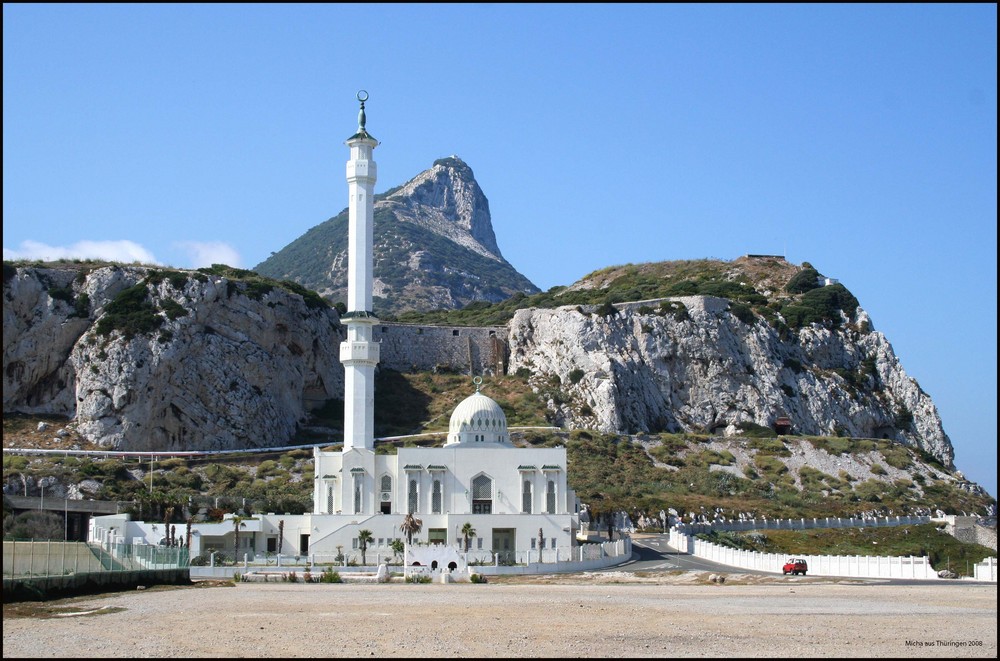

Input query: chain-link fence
[3,540,189,578]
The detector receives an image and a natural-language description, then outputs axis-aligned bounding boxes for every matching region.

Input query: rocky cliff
[3,264,344,451]
[3,259,957,469]
[253,156,540,315]
[506,296,954,467]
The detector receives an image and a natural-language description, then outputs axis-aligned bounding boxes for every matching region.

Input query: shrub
[729,302,755,324]
[160,298,188,320]
[780,283,860,330]
[405,574,432,583]
[785,267,821,294]
[894,407,914,430]
[738,422,777,438]
[95,282,163,339]
[594,302,617,317]
[320,568,342,583]
[568,368,585,385]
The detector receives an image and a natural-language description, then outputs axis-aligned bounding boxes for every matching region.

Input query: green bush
[568,369,585,385]
[95,282,163,339]
[738,422,777,438]
[784,267,820,294]
[160,298,188,320]
[780,283,860,330]
[729,302,755,324]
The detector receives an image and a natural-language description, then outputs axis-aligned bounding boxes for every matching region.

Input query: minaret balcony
[340,341,380,364]
[346,160,377,183]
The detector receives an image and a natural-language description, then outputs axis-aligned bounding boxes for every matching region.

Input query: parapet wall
[374,323,508,375]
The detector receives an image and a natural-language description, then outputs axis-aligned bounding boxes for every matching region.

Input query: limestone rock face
[4,266,344,451]
[253,156,539,316]
[506,297,955,467]
[384,156,501,260]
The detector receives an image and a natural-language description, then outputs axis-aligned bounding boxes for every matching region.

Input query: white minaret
[340,90,380,452]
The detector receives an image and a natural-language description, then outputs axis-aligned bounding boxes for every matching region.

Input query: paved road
[609,533,993,587]
[615,533,775,575]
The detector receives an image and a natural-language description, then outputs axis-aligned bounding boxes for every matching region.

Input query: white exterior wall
[314,445,571,516]
[308,443,577,556]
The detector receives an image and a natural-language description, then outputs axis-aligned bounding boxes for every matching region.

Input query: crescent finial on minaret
[357,90,369,131]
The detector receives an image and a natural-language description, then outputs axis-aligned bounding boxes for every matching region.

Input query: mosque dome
[445,381,510,446]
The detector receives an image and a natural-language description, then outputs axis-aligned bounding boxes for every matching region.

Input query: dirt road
[3,573,996,658]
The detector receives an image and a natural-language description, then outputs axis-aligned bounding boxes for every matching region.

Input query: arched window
[472,474,492,514]
[522,479,533,514]
[353,474,363,514]
[546,479,557,514]
[408,479,418,514]
[327,484,335,513]
[380,475,392,514]
[432,480,442,514]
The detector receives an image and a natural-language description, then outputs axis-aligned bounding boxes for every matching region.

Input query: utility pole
[149,456,154,495]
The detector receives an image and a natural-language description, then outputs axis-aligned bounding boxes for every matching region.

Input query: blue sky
[4,4,996,498]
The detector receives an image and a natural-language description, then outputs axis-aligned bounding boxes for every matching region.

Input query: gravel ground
[3,573,996,658]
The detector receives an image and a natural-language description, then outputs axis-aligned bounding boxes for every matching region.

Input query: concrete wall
[935,515,998,551]
[669,527,938,580]
[375,323,508,375]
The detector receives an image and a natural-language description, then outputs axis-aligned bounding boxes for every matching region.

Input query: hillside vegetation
[395,256,861,333]
[4,368,993,523]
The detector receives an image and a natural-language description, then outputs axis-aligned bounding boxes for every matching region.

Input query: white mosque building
[91,92,589,572]
[303,91,580,564]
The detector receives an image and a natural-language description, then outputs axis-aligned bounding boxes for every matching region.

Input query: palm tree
[232,515,246,562]
[461,522,477,552]
[399,513,422,546]
[390,539,405,563]
[358,529,374,566]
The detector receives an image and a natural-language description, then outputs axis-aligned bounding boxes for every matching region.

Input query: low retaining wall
[3,568,190,602]
[191,539,632,580]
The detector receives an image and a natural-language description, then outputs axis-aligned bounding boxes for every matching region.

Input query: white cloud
[173,241,242,269]
[2,239,159,264]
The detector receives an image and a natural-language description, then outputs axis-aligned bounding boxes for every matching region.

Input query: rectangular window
[530,538,536,549]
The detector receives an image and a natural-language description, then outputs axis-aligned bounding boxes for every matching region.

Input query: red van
[782,558,808,575]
